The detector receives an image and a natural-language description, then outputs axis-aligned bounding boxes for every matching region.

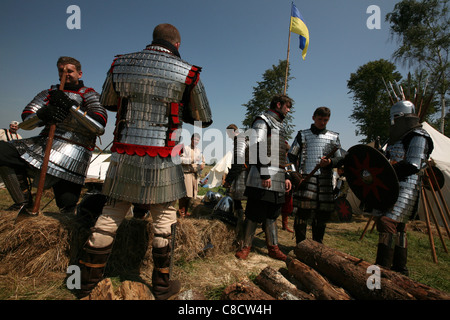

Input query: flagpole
[284,3,292,95]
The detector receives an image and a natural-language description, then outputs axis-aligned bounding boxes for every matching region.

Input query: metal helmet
[202,191,222,206]
[390,100,415,125]
[210,196,237,226]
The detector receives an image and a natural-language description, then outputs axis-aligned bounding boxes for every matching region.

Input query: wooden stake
[359,216,373,240]
[421,187,438,263]
[422,183,448,254]
[427,160,450,223]
[425,168,450,239]
[31,67,67,214]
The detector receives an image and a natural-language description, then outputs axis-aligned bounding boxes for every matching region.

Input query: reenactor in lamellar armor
[374,100,433,275]
[235,94,292,261]
[288,106,343,244]
[224,124,250,242]
[77,24,212,300]
[0,56,107,214]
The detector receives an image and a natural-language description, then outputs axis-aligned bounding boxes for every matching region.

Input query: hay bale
[0,211,88,277]
[0,209,237,280]
[175,218,237,261]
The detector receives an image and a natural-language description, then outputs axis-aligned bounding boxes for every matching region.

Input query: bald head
[153,23,181,46]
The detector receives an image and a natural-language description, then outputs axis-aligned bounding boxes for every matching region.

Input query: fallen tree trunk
[254,266,314,300]
[294,239,415,300]
[221,279,275,300]
[333,248,450,300]
[286,257,351,300]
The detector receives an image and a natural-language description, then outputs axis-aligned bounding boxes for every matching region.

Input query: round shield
[335,198,353,222]
[424,166,445,190]
[344,144,399,211]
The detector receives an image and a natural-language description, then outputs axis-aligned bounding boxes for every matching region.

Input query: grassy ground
[0,174,449,300]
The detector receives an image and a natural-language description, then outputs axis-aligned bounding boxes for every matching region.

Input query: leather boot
[264,218,286,261]
[152,245,181,300]
[235,246,251,260]
[177,198,188,218]
[78,243,113,298]
[375,243,394,269]
[392,246,409,276]
[375,232,395,269]
[281,211,294,233]
[235,218,258,260]
[294,216,307,244]
[267,245,286,261]
[311,219,326,244]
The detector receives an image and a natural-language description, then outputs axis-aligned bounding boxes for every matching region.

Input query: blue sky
[0,0,408,156]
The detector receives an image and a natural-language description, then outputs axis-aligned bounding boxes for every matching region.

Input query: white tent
[86,154,111,180]
[205,151,232,188]
[418,122,450,227]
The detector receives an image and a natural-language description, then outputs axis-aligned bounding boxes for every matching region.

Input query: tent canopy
[204,151,232,188]
[86,154,111,180]
[419,122,450,227]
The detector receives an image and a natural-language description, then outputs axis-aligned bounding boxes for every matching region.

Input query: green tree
[386,0,450,133]
[347,59,402,144]
[242,60,295,140]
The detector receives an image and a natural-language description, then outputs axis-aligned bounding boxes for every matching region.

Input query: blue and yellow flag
[290,4,309,60]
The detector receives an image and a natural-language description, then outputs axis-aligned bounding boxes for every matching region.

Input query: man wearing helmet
[375,99,433,275]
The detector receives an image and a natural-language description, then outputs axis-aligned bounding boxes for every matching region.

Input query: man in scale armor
[224,124,249,244]
[0,56,107,214]
[288,107,343,244]
[235,95,292,261]
[78,24,212,299]
[374,100,433,275]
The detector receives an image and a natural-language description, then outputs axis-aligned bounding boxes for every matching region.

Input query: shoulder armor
[403,127,434,158]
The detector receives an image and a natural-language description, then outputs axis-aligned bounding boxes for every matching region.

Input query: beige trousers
[88,200,177,249]
[183,172,198,198]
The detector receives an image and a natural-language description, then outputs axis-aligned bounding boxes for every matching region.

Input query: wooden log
[254,266,314,300]
[82,278,117,300]
[221,279,275,300]
[286,257,351,300]
[175,289,207,300]
[332,249,450,300]
[294,239,415,300]
[118,280,154,300]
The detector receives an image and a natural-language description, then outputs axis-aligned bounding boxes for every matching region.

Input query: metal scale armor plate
[101,45,212,204]
[12,86,105,186]
[246,110,287,193]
